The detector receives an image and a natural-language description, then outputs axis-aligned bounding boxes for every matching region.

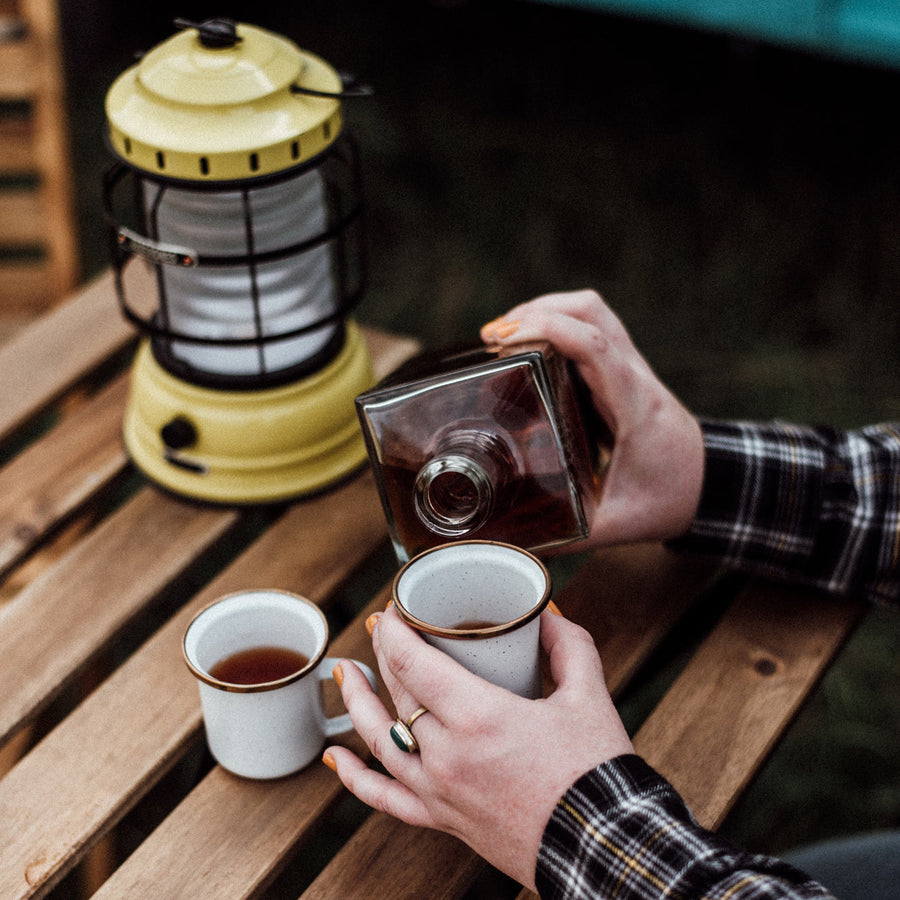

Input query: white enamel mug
[183,589,375,779]
[392,541,552,699]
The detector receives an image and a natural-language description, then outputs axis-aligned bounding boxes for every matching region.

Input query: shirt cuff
[664,418,824,581]
[536,754,692,899]
[536,755,833,899]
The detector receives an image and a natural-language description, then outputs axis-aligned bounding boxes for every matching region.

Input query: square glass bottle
[355,341,606,562]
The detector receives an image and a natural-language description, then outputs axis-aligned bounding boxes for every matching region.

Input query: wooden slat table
[0,270,865,899]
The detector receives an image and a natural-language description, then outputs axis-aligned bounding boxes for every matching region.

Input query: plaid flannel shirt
[536,419,900,899]
[669,419,900,608]
[538,755,834,899]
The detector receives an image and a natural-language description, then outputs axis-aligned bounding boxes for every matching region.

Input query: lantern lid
[105,18,344,182]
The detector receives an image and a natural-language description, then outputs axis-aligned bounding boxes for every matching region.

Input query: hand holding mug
[325,606,633,892]
[391,541,551,699]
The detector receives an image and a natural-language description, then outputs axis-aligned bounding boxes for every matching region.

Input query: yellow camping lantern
[103,17,375,503]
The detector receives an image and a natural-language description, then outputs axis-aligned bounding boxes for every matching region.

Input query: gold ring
[389,705,429,753]
[406,706,428,730]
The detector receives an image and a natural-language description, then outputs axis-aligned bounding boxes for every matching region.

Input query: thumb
[540,610,635,761]
[540,610,607,697]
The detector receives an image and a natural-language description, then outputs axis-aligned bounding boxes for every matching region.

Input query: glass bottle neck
[413,431,512,537]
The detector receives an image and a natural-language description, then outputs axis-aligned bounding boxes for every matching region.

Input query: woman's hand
[481,291,704,545]
[324,606,633,892]
[481,289,705,547]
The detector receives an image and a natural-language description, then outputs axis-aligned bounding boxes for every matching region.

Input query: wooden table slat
[0,34,38,99]
[0,329,418,898]
[1,272,866,900]
[0,373,129,579]
[0,264,53,314]
[635,579,864,830]
[0,322,416,583]
[302,815,483,900]
[512,581,865,900]
[0,325,419,745]
[0,189,44,243]
[90,587,392,900]
[0,115,35,172]
[552,543,715,696]
[0,471,390,899]
[0,268,137,445]
[0,487,238,747]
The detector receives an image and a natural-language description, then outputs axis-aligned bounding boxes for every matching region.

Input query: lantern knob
[161,416,198,451]
[173,17,242,49]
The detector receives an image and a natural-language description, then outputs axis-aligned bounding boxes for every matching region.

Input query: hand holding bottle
[481,290,705,547]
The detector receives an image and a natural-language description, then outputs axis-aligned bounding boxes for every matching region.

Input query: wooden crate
[0,0,79,319]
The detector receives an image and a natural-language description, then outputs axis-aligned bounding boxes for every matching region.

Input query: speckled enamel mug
[391,541,552,699]
[183,589,375,780]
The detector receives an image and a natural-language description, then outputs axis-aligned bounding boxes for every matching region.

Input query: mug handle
[319,657,376,737]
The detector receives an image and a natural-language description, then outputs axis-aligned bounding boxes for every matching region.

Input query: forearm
[537,755,834,900]
[668,420,900,607]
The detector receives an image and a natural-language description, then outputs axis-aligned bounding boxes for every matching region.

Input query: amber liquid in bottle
[381,459,587,555]
[357,342,605,561]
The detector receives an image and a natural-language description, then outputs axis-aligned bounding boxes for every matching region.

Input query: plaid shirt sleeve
[667,420,900,607]
[537,755,835,899]
[535,421,900,898]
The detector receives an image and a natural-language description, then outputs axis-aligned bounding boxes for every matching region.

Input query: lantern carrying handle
[172,16,373,98]
[290,73,374,100]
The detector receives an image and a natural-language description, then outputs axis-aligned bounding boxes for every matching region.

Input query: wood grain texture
[303,817,483,900]
[0,472,390,898]
[513,580,864,900]
[0,264,50,313]
[634,580,864,830]
[0,191,43,242]
[0,269,136,443]
[90,586,394,900]
[0,0,79,306]
[551,543,714,695]
[0,323,419,898]
[0,32,36,98]
[0,487,238,746]
[2,272,861,900]
[0,116,34,172]
[0,373,128,579]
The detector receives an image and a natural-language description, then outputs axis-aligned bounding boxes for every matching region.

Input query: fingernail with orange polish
[548,600,564,617]
[365,613,381,636]
[332,662,344,687]
[322,751,337,772]
[495,320,521,339]
[481,319,520,342]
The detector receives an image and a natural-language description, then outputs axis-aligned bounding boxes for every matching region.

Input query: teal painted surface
[837,0,900,48]
[537,0,900,68]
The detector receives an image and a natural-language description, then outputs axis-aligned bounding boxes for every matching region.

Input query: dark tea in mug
[451,619,504,631]
[209,646,309,685]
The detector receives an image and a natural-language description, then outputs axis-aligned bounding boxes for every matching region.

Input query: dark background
[56,0,899,886]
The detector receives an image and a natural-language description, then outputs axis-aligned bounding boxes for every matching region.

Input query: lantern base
[123,320,375,504]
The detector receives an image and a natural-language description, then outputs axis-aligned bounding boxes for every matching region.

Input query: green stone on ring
[389,720,418,753]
